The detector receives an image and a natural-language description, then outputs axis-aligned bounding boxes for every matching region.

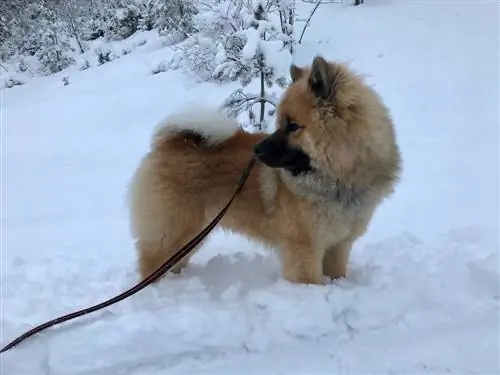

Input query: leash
[0,156,256,354]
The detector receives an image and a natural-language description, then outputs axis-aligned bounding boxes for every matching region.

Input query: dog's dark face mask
[253,127,312,177]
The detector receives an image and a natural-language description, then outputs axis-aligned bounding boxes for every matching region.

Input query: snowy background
[1,0,499,374]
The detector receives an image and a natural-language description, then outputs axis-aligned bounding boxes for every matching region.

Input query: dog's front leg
[322,241,352,280]
[280,239,324,285]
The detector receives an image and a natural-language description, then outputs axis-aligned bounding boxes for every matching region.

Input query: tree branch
[298,0,321,44]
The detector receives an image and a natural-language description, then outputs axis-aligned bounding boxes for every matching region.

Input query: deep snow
[1,0,499,374]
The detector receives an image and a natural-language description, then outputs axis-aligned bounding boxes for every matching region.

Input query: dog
[127,55,402,285]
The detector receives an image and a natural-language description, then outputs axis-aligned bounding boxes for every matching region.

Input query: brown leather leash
[0,156,256,354]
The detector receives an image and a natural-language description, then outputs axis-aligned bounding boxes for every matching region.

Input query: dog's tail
[151,104,241,149]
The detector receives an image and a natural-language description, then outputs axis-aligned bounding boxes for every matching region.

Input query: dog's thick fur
[128,56,402,285]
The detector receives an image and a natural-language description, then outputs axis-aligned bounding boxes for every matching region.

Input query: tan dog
[128,55,402,285]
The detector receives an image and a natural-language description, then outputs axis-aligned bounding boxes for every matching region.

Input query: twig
[298,0,322,44]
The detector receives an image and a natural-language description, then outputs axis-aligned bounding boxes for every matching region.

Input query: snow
[260,39,292,80]
[1,0,499,374]
[242,27,261,61]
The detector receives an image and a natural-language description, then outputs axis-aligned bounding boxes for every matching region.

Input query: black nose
[253,140,267,157]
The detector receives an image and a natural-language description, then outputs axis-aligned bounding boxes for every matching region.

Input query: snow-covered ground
[1,0,499,374]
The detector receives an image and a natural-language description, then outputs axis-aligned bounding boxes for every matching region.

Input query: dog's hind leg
[133,198,207,281]
[128,156,207,282]
[136,223,207,281]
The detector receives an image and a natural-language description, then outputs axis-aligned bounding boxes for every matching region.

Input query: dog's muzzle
[253,130,286,166]
[253,130,312,176]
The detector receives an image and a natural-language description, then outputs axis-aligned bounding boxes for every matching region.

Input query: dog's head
[254,55,400,188]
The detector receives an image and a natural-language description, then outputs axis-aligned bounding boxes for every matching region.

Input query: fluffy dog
[128,55,402,285]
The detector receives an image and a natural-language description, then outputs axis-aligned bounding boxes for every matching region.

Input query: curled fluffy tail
[151,104,241,149]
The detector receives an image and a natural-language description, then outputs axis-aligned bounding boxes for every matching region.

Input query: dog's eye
[285,122,302,133]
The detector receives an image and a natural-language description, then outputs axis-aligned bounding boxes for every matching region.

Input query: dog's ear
[308,55,335,99]
[290,64,304,82]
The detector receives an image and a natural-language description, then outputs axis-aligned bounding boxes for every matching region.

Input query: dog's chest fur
[280,169,366,209]
[259,167,375,248]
